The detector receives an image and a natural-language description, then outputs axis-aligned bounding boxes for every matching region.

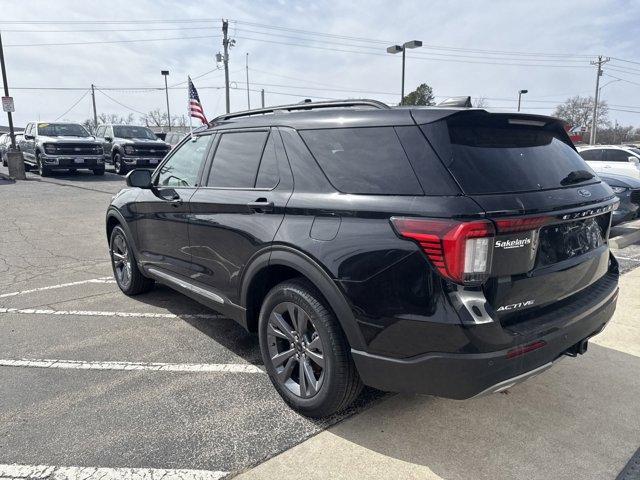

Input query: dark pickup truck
[95,124,170,174]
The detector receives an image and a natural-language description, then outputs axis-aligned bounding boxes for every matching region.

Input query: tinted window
[579,149,603,161]
[255,133,279,189]
[37,123,90,137]
[440,116,594,194]
[156,135,211,187]
[207,131,269,188]
[300,127,422,195]
[113,125,156,140]
[605,149,632,162]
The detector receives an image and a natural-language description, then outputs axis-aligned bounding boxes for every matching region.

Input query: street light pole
[387,40,422,106]
[161,70,171,132]
[517,89,528,112]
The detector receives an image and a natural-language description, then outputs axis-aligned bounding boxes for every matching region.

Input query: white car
[577,145,640,179]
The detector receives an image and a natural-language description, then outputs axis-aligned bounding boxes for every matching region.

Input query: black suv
[95,124,170,174]
[106,100,619,417]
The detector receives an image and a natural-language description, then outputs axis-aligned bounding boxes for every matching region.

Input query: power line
[5,34,219,47]
[95,88,147,116]
[54,90,90,120]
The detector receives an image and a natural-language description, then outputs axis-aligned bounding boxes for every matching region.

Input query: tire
[259,278,363,417]
[109,225,154,295]
[93,167,105,176]
[114,153,127,175]
[36,152,51,177]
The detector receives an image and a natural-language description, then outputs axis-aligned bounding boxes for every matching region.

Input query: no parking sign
[2,96,14,112]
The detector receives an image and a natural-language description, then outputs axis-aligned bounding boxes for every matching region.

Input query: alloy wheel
[111,232,132,289]
[266,301,325,398]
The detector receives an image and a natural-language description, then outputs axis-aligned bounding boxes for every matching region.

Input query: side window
[207,131,269,188]
[606,149,632,162]
[156,135,212,187]
[255,133,280,189]
[26,124,33,136]
[95,126,105,138]
[579,149,602,161]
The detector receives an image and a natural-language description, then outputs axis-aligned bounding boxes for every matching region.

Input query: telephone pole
[590,56,610,145]
[0,31,16,149]
[90,84,98,131]
[222,19,231,113]
[245,53,250,110]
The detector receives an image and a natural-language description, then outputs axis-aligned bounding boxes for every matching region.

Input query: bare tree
[140,109,168,127]
[474,97,489,108]
[553,96,609,130]
[98,112,135,125]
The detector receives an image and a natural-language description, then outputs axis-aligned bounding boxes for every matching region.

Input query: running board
[147,267,225,305]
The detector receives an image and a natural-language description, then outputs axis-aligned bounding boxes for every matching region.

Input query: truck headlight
[44,143,56,154]
[124,145,135,155]
[611,186,627,194]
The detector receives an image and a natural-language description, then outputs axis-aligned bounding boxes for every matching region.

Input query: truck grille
[132,145,169,157]
[630,189,640,205]
[54,143,100,155]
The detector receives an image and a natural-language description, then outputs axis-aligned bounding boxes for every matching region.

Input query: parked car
[94,124,170,175]
[163,131,185,149]
[106,100,619,417]
[597,172,640,225]
[21,122,104,176]
[0,134,10,166]
[577,145,640,179]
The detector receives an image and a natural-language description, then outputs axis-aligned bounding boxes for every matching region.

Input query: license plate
[74,158,84,164]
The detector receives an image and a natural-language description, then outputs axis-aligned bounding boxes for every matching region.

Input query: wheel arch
[241,246,366,351]
[105,208,139,258]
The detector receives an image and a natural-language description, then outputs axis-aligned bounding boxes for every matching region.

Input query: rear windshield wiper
[560,170,595,186]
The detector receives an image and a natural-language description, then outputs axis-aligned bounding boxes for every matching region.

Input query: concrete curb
[0,171,15,182]
[610,219,640,249]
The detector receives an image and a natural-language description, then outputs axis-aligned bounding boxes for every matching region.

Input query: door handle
[247,198,274,213]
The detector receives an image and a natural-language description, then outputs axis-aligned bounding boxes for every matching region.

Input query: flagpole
[187,75,193,139]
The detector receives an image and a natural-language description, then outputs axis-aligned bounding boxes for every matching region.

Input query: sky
[1,0,640,129]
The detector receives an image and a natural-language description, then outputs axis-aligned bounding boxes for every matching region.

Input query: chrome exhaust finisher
[472,360,558,398]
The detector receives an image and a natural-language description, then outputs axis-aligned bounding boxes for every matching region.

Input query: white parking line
[0,307,220,320]
[0,358,265,374]
[0,278,116,299]
[0,463,228,480]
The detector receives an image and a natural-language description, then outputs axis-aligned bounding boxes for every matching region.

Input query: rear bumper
[352,276,618,399]
[121,156,163,167]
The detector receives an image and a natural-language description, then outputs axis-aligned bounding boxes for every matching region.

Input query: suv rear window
[300,127,422,195]
[430,114,593,194]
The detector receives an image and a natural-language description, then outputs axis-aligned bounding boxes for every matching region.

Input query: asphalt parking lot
[1,165,639,480]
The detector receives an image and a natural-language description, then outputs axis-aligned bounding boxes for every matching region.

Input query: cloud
[1,0,639,127]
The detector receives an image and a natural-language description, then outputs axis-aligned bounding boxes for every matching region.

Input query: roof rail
[209,99,390,125]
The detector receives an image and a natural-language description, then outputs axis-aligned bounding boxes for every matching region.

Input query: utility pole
[261,89,265,108]
[590,56,610,145]
[222,19,231,113]
[245,53,250,110]
[0,31,16,149]
[90,84,98,132]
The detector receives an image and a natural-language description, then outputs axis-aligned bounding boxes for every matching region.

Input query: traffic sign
[2,96,14,112]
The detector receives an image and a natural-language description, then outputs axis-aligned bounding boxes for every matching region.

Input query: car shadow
[128,282,388,424]
[324,343,640,480]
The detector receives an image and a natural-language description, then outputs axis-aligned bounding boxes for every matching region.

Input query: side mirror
[104,136,113,142]
[628,156,639,165]
[24,134,34,140]
[126,169,152,188]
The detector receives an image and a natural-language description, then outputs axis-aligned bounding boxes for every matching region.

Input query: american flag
[188,77,207,125]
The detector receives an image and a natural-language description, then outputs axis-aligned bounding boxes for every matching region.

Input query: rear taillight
[494,216,549,233]
[390,217,495,285]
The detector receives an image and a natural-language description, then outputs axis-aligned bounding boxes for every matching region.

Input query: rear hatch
[416,110,617,319]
